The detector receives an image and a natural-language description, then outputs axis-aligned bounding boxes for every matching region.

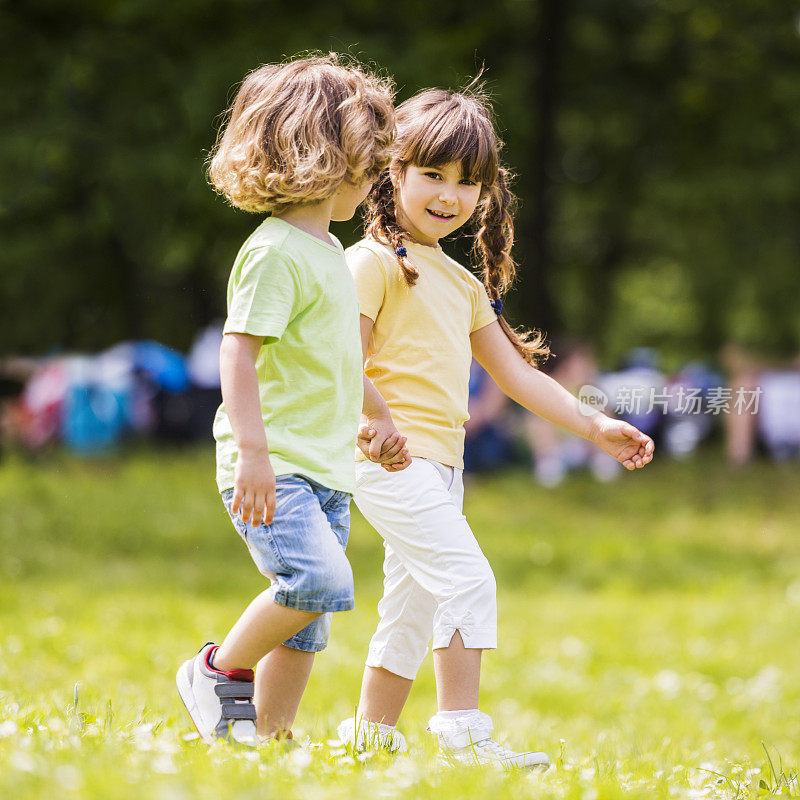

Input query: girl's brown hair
[209,54,395,213]
[365,87,549,366]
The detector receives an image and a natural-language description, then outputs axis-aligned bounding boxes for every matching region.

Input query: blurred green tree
[2,0,798,367]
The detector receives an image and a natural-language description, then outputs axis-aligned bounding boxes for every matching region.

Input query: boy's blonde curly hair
[208,54,395,213]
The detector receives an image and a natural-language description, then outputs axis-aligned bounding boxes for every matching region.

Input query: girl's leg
[356,541,437,726]
[354,459,496,716]
[358,666,414,727]
[433,630,481,711]
[254,644,315,737]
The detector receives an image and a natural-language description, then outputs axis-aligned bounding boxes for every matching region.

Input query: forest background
[3,0,799,371]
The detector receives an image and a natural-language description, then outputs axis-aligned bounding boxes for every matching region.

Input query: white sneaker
[337,716,407,753]
[429,710,550,770]
[176,642,259,747]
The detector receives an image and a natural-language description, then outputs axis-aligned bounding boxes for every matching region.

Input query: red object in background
[12,360,69,448]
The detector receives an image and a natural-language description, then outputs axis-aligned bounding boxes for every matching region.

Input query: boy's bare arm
[220,332,277,525]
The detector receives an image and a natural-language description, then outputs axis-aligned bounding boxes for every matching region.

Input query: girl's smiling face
[392,161,483,246]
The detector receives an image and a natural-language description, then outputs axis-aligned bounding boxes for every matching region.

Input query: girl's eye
[424,172,441,180]
[460,179,476,186]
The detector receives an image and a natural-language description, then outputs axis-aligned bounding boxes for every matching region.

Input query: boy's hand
[357,415,412,471]
[589,415,655,470]
[231,445,277,526]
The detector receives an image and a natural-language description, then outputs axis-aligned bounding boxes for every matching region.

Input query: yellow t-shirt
[346,238,497,469]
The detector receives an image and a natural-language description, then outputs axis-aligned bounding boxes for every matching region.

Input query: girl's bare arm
[470,321,654,470]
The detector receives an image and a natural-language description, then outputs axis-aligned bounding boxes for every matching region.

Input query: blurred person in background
[661,361,721,460]
[463,360,514,474]
[526,339,619,486]
[723,343,800,466]
[600,347,666,443]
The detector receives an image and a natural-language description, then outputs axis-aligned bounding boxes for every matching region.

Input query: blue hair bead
[396,246,407,258]
[491,298,503,315]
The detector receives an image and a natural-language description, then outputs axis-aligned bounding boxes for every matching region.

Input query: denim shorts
[221,474,354,653]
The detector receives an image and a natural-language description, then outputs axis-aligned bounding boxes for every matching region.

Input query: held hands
[357,414,412,472]
[589,415,655,470]
[231,445,277,526]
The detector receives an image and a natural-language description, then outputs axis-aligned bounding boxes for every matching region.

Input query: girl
[338,86,654,767]
[176,55,406,746]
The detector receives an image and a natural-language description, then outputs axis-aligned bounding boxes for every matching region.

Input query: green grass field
[1,448,798,799]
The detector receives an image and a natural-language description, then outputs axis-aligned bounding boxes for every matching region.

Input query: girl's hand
[589,415,655,470]
[231,445,277,526]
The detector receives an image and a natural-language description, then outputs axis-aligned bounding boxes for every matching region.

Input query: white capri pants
[354,457,497,680]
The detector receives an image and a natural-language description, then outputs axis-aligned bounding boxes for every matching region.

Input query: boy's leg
[181,481,353,744]
[255,645,315,737]
[249,484,353,738]
[216,478,353,673]
[178,596,319,746]
[213,590,320,670]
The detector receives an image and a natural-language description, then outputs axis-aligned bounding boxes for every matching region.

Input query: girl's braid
[475,167,516,299]
[365,173,419,285]
[474,168,550,366]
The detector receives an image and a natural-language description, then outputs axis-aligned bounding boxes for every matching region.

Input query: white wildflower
[289,747,314,770]
[560,636,589,660]
[152,753,178,774]
[654,669,682,697]
[55,764,82,790]
[10,751,37,773]
[786,579,800,605]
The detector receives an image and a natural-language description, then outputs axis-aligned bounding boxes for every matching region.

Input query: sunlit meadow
[1,447,798,799]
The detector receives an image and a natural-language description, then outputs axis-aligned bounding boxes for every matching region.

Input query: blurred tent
[3,335,219,454]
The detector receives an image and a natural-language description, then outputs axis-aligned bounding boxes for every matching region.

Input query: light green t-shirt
[213,216,363,494]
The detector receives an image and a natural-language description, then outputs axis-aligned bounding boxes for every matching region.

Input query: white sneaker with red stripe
[176,642,259,747]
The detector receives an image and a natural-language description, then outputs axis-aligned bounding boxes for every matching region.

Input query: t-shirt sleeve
[223,246,303,342]
[470,276,498,333]
[346,245,388,321]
